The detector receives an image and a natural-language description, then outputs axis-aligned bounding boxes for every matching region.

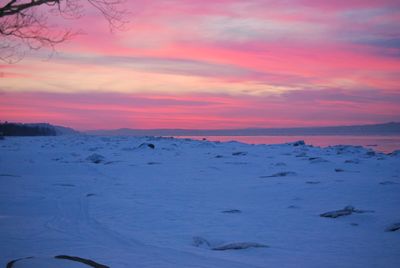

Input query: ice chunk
[385,223,400,232]
[260,171,297,178]
[86,153,105,164]
[212,242,268,251]
[320,206,355,218]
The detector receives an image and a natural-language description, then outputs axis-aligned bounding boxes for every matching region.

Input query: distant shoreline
[87,122,400,137]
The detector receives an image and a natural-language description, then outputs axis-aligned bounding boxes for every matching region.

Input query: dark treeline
[0,122,56,136]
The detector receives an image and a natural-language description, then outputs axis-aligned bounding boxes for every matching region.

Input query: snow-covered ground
[1,135,399,268]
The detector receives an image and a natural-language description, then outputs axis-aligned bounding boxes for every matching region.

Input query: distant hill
[87,122,400,136]
[0,122,78,136]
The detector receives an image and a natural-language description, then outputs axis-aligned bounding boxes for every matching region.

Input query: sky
[1,0,400,130]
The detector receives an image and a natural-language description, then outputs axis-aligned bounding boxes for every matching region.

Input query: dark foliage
[0,122,56,136]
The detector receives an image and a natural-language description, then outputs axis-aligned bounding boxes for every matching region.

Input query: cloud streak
[1,90,399,130]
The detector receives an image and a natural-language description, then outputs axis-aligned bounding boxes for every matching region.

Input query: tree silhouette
[0,0,126,63]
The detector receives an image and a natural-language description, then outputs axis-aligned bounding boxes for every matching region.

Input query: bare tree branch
[0,0,127,63]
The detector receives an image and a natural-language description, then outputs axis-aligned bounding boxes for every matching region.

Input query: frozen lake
[1,135,400,267]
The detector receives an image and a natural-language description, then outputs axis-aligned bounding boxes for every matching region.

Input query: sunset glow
[1,0,400,129]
